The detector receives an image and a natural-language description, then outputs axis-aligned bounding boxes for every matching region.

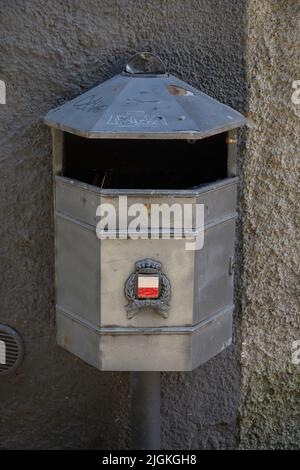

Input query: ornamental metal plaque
[124,259,171,319]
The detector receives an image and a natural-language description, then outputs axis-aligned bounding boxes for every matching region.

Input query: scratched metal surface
[44,66,245,139]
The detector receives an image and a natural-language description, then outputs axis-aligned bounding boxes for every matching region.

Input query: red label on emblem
[138,287,159,298]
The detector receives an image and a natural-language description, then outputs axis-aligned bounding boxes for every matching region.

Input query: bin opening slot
[64,133,229,190]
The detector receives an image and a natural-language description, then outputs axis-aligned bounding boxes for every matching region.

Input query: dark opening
[64,133,228,190]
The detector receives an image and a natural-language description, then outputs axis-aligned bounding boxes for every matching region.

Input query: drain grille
[0,325,24,376]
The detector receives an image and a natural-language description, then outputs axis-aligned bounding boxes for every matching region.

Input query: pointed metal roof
[44,52,246,139]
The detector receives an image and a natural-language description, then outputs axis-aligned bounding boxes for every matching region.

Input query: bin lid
[44,52,246,139]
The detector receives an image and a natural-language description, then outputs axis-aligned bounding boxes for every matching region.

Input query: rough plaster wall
[239,0,300,449]
[0,0,247,449]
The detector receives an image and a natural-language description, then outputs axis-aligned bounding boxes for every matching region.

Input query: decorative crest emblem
[124,258,171,319]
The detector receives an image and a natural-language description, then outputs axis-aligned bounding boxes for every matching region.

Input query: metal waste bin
[44,52,245,371]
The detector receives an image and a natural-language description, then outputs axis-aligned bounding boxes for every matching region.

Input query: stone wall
[0,0,298,450]
[239,0,300,449]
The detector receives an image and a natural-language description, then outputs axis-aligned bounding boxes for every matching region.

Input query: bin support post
[130,372,161,450]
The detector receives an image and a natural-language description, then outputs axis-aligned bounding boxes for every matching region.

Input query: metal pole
[130,371,161,450]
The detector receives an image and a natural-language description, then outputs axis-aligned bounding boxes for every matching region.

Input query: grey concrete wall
[1,0,298,450]
[239,0,300,449]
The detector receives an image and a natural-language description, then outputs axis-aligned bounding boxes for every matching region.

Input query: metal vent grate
[0,325,24,376]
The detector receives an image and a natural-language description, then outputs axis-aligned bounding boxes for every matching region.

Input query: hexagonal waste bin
[44,53,245,371]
